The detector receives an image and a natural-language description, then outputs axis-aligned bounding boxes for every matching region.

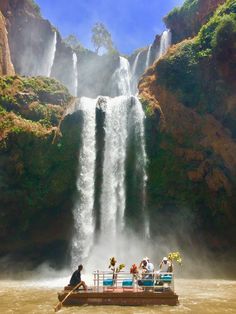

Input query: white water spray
[46,31,57,77]
[100,96,129,238]
[110,56,131,96]
[145,44,152,69]
[131,50,142,76]
[72,52,78,97]
[72,54,149,267]
[157,30,172,59]
[71,97,97,268]
[129,97,149,238]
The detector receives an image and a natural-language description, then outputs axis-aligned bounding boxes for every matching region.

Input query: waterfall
[131,97,149,238]
[110,56,131,96]
[145,44,152,69]
[72,52,78,97]
[71,97,97,268]
[131,50,142,76]
[46,31,57,77]
[71,53,149,267]
[131,50,143,95]
[100,96,128,238]
[157,30,172,59]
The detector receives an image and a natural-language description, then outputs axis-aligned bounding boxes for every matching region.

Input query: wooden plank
[58,290,179,306]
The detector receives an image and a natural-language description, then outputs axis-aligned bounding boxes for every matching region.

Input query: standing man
[159,257,171,273]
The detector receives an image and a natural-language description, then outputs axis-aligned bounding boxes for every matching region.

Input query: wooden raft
[58,289,179,306]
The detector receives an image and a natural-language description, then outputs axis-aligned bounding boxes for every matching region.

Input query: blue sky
[36,0,185,54]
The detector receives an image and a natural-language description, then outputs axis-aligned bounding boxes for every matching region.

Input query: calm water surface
[0,279,235,313]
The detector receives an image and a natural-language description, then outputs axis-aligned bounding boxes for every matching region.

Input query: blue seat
[122,279,133,287]
[160,274,172,283]
[103,279,114,286]
[142,280,154,287]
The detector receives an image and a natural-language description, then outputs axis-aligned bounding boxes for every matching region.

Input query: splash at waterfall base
[57,271,179,307]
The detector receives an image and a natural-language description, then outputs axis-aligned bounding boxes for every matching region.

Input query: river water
[0,278,235,313]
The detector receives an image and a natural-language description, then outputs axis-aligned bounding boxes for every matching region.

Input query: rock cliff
[165,0,226,43]
[0,76,80,267]
[0,0,76,92]
[139,0,236,256]
[0,11,14,75]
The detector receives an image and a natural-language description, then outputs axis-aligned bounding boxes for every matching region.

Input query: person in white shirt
[159,257,171,273]
[146,258,154,273]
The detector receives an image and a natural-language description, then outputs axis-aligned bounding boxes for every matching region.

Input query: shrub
[26,0,41,16]
[211,13,236,61]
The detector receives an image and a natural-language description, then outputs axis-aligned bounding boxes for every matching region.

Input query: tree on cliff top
[91,22,115,54]
[63,34,84,51]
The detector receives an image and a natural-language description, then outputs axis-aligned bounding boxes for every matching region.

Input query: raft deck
[58,271,179,306]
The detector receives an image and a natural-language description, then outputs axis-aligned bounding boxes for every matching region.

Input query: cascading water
[131,50,142,77]
[100,96,128,237]
[145,44,152,69]
[71,97,97,267]
[45,31,57,77]
[71,54,149,267]
[72,52,78,97]
[110,56,131,96]
[131,50,142,94]
[157,29,172,59]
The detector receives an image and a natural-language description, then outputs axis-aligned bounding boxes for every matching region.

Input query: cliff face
[0,76,80,267]
[0,11,14,75]
[139,0,236,255]
[165,0,226,43]
[0,0,76,92]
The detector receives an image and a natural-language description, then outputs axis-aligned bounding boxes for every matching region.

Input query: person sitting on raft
[69,264,88,290]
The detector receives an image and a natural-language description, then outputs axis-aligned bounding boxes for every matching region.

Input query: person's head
[142,260,147,267]
[163,257,168,264]
[78,264,83,271]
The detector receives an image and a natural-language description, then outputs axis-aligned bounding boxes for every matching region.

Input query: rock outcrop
[139,0,236,255]
[0,11,14,75]
[0,76,79,267]
[164,0,226,43]
[0,0,76,92]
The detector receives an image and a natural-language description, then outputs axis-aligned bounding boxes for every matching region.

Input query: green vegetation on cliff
[0,76,79,266]
[140,0,236,255]
[0,76,72,130]
[165,0,199,42]
[165,0,226,43]
[156,0,236,135]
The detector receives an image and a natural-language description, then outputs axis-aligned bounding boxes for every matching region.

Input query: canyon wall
[0,11,14,75]
[140,0,236,256]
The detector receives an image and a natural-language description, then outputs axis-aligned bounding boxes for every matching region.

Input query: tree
[63,34,83,51]
[91,22,114,54]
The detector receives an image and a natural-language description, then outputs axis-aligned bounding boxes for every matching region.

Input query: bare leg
[81,281,88,291]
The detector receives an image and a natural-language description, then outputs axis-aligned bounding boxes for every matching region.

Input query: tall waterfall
[131,50,144,94]
[110,56,131,96]
[46,31,57,77]
[71,98,97,266]
[71,55,149,268]
[157,30,172,59]
[131,50,142,76]
[72,52,78,97]
[145,44,152,69]
[100,97,128,237]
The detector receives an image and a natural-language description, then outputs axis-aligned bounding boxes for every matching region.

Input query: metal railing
[92,270,175,292]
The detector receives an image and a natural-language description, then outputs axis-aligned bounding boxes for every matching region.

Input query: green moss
[0,76,72,128]
[139,97,155,117]
[25,0,41,16]
[156,0,236,118]
[164,0,200,43]
[146,130,231,237]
